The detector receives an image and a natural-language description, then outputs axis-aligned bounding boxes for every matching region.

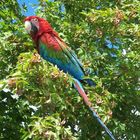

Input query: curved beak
[25,21,31,33]
[25,21,38,34]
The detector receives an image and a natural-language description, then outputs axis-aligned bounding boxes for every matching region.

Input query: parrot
[24,16,95,104]
[24,16,116,140]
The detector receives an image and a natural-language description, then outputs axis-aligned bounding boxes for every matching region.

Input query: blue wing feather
[39,42,85,80]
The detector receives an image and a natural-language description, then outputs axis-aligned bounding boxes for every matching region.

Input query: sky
[17,0,39,16]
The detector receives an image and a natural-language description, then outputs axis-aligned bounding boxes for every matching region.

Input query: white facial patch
[25,21,31,33]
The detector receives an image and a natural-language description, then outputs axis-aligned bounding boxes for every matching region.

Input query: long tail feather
[74,78,92,106]
[73,78,116,140]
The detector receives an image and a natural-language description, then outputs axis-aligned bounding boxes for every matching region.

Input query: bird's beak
[25,21,38,34]
[25,21,31,33]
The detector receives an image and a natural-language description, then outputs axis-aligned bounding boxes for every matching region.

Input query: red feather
[24,16,64,52]
[24,16,61,41]
[40,33,62,51]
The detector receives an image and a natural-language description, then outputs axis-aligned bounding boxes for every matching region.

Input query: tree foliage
[0,0,140,139]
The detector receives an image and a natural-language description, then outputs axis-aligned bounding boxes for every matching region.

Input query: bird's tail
[73,78,91,106]
[73,78,116,140]
[74,79,91,106]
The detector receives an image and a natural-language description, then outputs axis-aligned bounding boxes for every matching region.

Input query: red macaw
[24,16,115,140]
[24,16,95,105]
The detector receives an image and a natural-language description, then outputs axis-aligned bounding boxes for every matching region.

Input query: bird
[24,16,116,140]
[24,16,95,97]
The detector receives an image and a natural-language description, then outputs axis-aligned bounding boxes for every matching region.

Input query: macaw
[24,16,116,139]
[24,16,95,106]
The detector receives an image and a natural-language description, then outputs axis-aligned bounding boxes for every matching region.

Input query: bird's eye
[33,18,38,22]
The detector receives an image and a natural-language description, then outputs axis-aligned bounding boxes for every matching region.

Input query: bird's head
[24,16,52,41]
